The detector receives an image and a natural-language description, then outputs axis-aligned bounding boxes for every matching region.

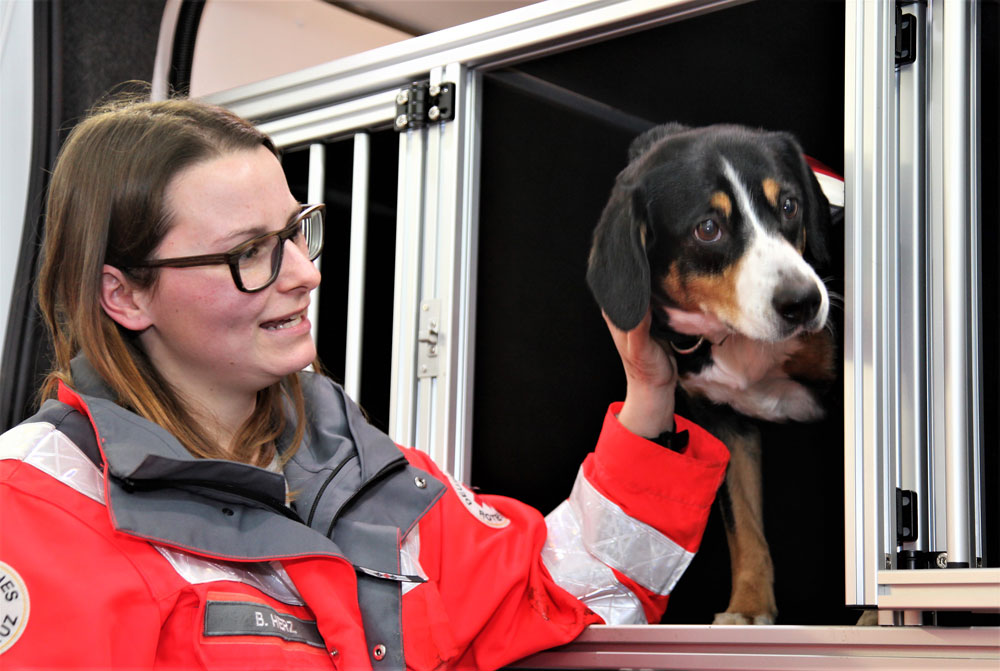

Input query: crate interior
[470,0,854,625]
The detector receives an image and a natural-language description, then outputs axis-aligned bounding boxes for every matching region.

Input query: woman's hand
[603,309,678,439]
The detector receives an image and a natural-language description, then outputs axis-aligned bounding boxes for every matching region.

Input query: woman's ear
[100,265,154,331]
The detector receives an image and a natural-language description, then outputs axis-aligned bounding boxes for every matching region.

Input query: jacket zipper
[325,457,408,538]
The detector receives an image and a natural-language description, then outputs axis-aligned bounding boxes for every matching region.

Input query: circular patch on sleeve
[0,561,29,655]
[445,473,510,529]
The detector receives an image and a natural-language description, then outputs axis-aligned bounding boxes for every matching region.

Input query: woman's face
[135,146,321,404]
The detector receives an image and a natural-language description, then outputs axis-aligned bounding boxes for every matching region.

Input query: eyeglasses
[130,204,325,292]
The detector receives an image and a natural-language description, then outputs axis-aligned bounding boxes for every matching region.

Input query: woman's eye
[694,219,722,242]
[782,197,799,219]
[238,243,263,264]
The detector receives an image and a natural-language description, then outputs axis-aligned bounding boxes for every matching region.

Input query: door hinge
[895,488,918,544]
[394,81,456,131]
[417,299,441,379]
[895,3,917,67]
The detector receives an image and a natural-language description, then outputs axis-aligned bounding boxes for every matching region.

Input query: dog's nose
[772,283,822,327]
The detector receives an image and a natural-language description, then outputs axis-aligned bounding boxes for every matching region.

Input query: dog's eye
[782,197,799,219]
[694,219,722,243]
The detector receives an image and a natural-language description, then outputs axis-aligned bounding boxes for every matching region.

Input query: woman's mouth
[261,313,304,331]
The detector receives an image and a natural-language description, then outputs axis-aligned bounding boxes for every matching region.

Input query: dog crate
[205,0,998,665]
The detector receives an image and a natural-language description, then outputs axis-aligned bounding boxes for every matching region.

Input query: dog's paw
[712,611,775,625]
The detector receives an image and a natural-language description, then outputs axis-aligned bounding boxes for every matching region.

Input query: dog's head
[587,123,832,343]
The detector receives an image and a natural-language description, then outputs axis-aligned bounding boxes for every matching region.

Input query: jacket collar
[65,354,407,534]
[68,355,288,504]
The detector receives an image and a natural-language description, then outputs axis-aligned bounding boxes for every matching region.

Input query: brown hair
[38,92,307,467]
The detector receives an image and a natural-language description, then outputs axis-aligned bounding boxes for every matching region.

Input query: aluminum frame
[845,0,989,611]
[512,624,1000,669]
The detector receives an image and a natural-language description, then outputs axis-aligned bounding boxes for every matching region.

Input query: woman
[0,96,729,669]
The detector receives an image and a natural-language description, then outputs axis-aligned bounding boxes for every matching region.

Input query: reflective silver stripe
[154,546,306,606]
[543,497,646,625]
[400,525,426,596]
[542,467,695,622]
[570,468,694,596]
[0,422,308,606]
[0,422,105,503]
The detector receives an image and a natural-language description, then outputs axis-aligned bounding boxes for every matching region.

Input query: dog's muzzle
[772,281,824,329]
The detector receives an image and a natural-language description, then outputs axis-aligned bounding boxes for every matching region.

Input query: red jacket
[0,359,728,670]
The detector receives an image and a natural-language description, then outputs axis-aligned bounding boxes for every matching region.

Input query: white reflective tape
[155,546,306,606]
[570,468,693,596]
[0,422,104,503]
[0,422,309,608]
[542,498,645,625]
[814,170,844,208]
[399,525,426,596]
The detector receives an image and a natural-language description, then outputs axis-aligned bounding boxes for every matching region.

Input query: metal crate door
[391,63,480,484]
[844,0,993,618]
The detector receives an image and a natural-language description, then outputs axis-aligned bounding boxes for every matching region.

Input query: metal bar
[512,624,1000,670]
[307,143,325,351]
[344,133,370,401]
[415,79,443,456]
[842,0,864,606]
[843,0,895,606]
[896,2,929,554]
[256,90,398,149]
[388,129,425,447]
[878,567,1000,611]
[967,0,984,568]
[423,63,476,482]
[452,68,483,486]
[942,0,973,568]
[484,70,653,135]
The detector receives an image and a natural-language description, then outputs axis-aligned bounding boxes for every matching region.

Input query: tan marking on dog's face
[762,178,781,207]
[662,260,743,326]
[783,330,836,381]
[710,191,732,219]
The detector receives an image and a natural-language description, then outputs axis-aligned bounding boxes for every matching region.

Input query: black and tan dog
[587,122,838,625]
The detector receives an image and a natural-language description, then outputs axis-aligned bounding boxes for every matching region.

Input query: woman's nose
[275,238,321,292]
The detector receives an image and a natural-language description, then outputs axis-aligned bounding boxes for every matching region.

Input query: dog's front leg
[713,425,777,625]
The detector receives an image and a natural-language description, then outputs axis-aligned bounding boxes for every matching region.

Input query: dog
[587,122,838,625]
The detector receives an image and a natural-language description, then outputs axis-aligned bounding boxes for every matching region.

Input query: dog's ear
[586,179,651,331]
[628,122,690,162]
[768,132,832,271]
[800,163,832,271]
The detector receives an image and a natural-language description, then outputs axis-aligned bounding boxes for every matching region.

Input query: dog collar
[668,335,705,355]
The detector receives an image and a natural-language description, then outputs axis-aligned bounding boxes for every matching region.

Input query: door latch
[417,299,441,379]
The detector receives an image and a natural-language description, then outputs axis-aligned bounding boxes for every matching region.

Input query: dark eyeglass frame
[128,203,325,293]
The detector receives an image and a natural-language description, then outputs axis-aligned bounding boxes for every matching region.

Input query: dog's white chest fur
[680,335,824,423]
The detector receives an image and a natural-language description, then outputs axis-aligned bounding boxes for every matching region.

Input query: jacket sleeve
[541,402,730,624]
[398,403,728,670]
[0,425,163,668]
